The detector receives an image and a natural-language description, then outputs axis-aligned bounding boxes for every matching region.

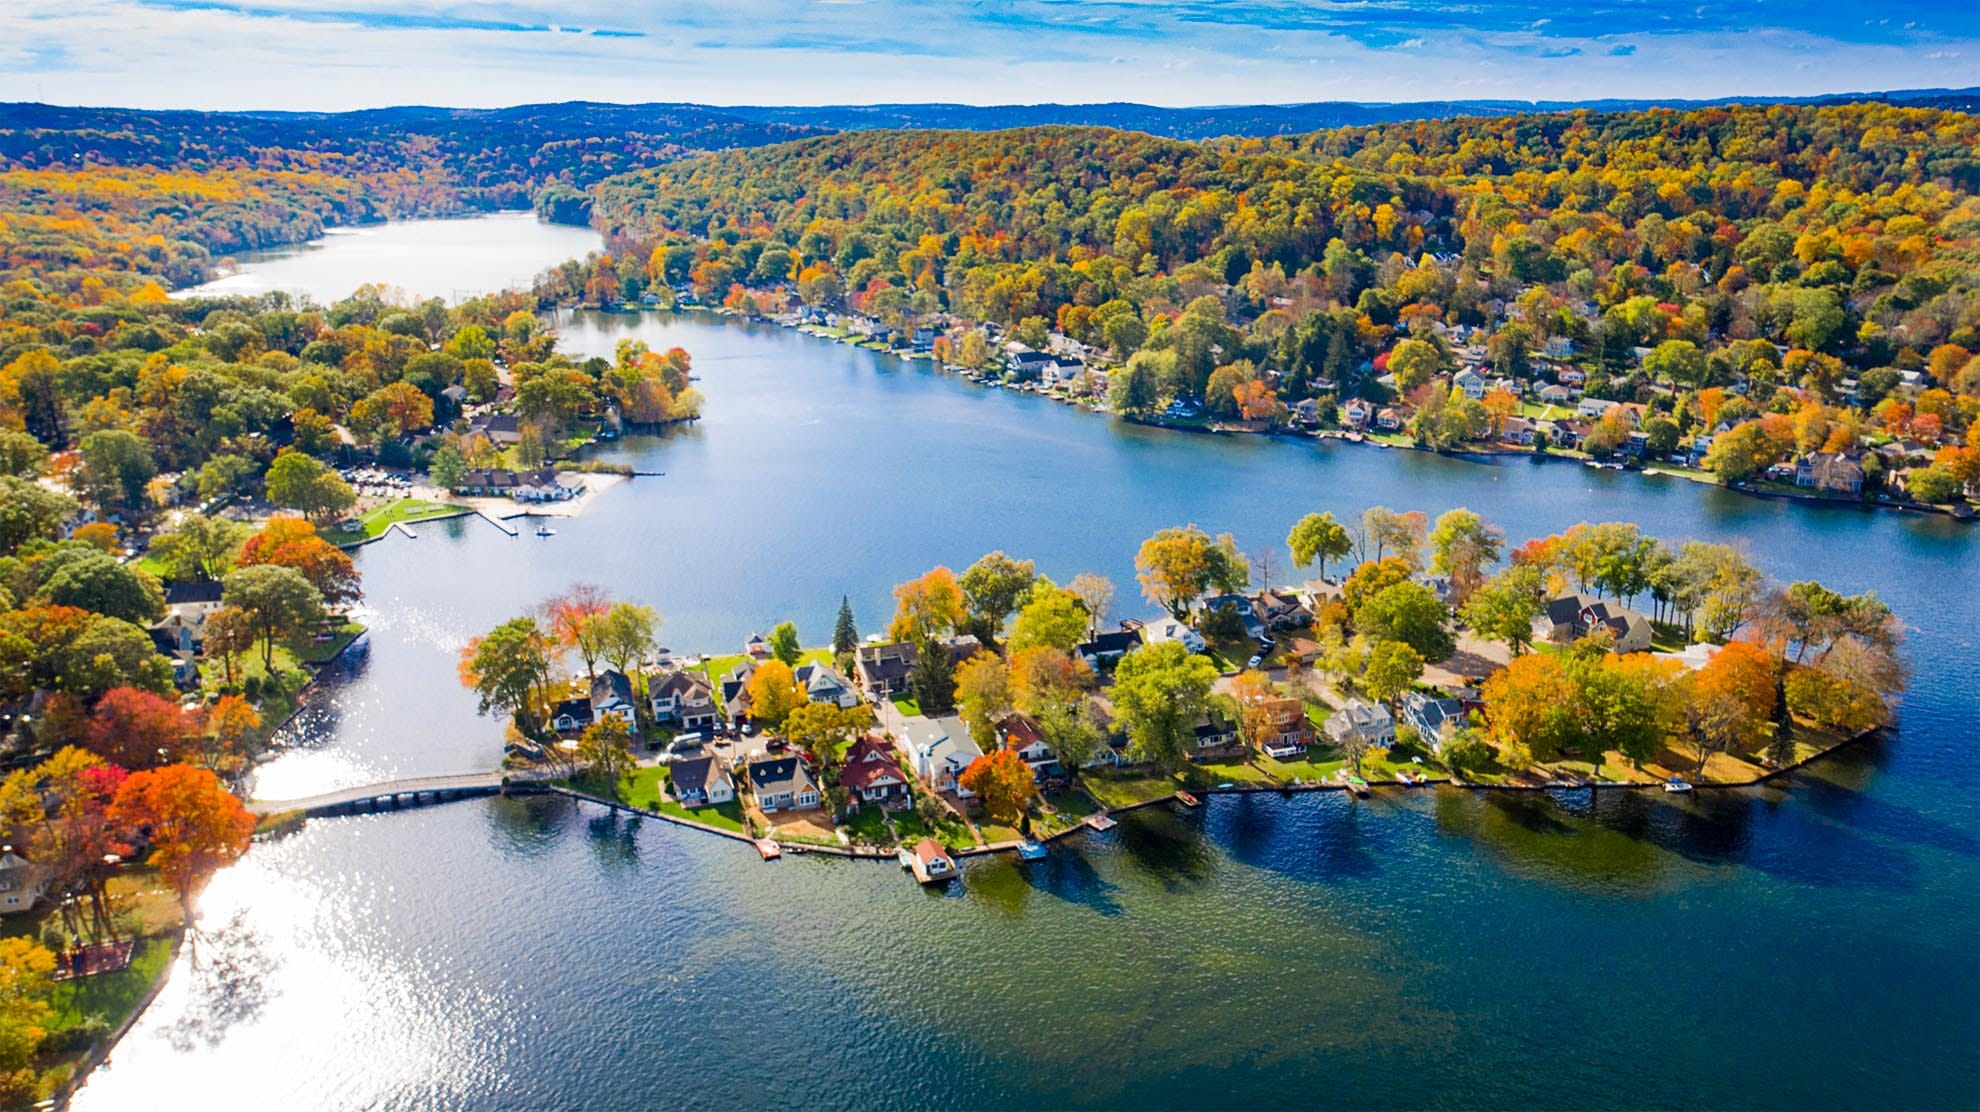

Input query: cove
[75,232,1980,1109]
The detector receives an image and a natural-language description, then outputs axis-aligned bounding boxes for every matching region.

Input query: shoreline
[628,303,1974,525]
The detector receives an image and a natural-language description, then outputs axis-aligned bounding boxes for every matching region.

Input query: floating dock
[1086,814,1118,832]
[755,839,783,860]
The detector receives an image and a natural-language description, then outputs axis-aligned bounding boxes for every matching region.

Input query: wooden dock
[755,839,783,860]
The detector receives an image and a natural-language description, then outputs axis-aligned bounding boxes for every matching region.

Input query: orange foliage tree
[238,516,362,606]
[109,764,254,921]
[958,748,1036,828]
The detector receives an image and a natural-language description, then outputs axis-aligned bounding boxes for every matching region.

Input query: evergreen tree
[833,596,859,657]
[912,635,955,713]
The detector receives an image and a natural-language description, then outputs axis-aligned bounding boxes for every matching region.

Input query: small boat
[1174,791,1201,808]
[1086,814,1118,832]
[755,839,783,860]
[1217,781,1236,789]
[535,525,557,538]
[1663,778,1695,794]
[1396,771,1416,786]
[1016,841,1048,861]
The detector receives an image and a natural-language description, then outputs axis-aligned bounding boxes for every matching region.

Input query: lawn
[889,695,921,717]
[1259,740,1446,785]
[1079,769,1180,810]
[840,805,894,846]
[321,497,467,547]
[1193,758,1277,787]
[47,935,174,1031]
[1649,622,1690,653]
[892,804,975,850]
[699,647,838,711]
[294,620,366,665]
[976,819,1024,845]
[594,766,749,834]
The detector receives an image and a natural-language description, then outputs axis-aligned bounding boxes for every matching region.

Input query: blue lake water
[73,219,1980,1110]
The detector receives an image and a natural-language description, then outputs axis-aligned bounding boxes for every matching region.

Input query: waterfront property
[1324,700,1396,749]
[746,756,821,813]
[1538,593,1654,653]
[669,756,735,808]
[895,716,984,797]
[837,736,913,809]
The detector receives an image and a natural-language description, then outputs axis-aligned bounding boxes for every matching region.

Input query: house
[1252,589,1311,632]
[551,697,593,733]
[649,669,719,731]
[1280,636,1324,666]
[1006,347,1057,379]
[1795,451,1865,495]
[1453,368,1487,399]
[1141,618,1207,654]
[1558,367,1587,388]
[1538,593,1653,653]
[855,641,917,699]
[794,662,860,708]
[911,837,957,882]
[745,633,771,660]
[1342,399,1375,430]
[0,851,46,915]
[837,736,914,809]
[1375,406,1406,432]
[670,756,735,808]
[1256,698,1314,759]
[1537,383,1574,405]
[747,756,821,813]
[1291,398,1322,427]
[1192,711,1240,756]
[1200,594,1265,640]
[1076,629,1141,669]
[1398,691,1465,752]
[1543,336,1575,359]
[1577,397,1617,420]
[163,580,225,611]
[895,715,984,796]
[590,670,638,728]
[1500,416,1537,446]
[1323,700,1396,749]
[467,413,521,446]
[995,713,1060,777]
[1550,420,1591,450]
[719,658,757,705]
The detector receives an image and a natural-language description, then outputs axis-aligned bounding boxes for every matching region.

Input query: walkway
[248,769,556,816]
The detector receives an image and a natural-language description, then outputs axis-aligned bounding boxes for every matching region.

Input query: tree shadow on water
[163,912,277,1053]
[1115,808,1216,892]
[1017,846,1124,917]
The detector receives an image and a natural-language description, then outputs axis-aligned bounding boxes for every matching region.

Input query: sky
[1,0,1975,111]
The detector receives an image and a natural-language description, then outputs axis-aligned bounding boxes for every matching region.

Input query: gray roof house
[1322,699,1395,749]
[590,670,638,727]
[895,715,985,796]
[747,756,820,813]
[670,756,735,808]
[1538,593,1653,654]
[794,662,860,709]
[1398,691,1465,752]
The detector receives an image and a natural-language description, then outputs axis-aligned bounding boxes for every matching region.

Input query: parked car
[1247,655,1263,669]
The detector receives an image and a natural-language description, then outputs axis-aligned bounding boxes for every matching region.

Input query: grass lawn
[47,935,174,1031]
[889,809,933,843]
[890,695,922,717]
[201,645,313,746]
[1649,622,1689,653]
[585,766,751,834]
[1079,769,1180,810]
[699,647,837,711]
[321,497,466,547]
[1194,758,1277,786]
[840,805,893,846]
[976,819,1024,844]
[294,620,365,665]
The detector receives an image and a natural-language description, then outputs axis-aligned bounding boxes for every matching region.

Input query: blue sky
[2,0,1974,110]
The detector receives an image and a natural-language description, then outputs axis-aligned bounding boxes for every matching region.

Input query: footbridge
[249,769,556,817]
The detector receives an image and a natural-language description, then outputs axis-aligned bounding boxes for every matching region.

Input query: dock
[1086,814,1118,832]
[388,521,417,539]
[755,839,783,860]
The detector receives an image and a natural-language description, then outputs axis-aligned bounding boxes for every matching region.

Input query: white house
[669,756,735,808]
[1142,618,1207,654]
[1323,700,1395,749]
[1453,368,1487,399]
[590,670,638,729]
[794,662,860,709]
[895,715,985,797]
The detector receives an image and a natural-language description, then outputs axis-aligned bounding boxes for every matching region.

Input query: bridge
[249,769,557,817]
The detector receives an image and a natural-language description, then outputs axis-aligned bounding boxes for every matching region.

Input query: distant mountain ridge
[2,87,1974,154]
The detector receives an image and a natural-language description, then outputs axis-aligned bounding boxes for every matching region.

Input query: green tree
[428,443,468,491]
[264,452,356,522]
[911,636,956,713]
[221,564,325,670]
[1287,511,1353,581]
[148,515,248,582]
[33,547,165,624]
[1362,640,1424,705]
[1007,585,1089,654]
[832,596,859,658]
[597,601,661,675]
[1461,566,1543,655]
[77,429,156,513]
[0,430,47,478]
[1355,581,1455,662]
[193,454,257,502]
[460,616,553,732]
[1387,338,1441,393]
[0,477,76,556]
[578,717,635,786]
[767,620,802,667]
[1110,640,1218,770]
[1428,508,1503,605]
[959,551,1038,635]
[1135,524,1247,619]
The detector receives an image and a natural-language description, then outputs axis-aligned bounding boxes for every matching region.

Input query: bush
[42,1016,111,1055]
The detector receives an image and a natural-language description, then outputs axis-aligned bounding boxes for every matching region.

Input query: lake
[171,212,603,304]
[74,218,1980,1110]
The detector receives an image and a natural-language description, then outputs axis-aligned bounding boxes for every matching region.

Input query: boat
[1396,771,1417,786]
[535,525,557,538]
[1663,778,1695,794]
[1175,791,1201,808]
[1217,781,1237,789]
[1086,814,1118,832]
[1016,841,1048,861]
